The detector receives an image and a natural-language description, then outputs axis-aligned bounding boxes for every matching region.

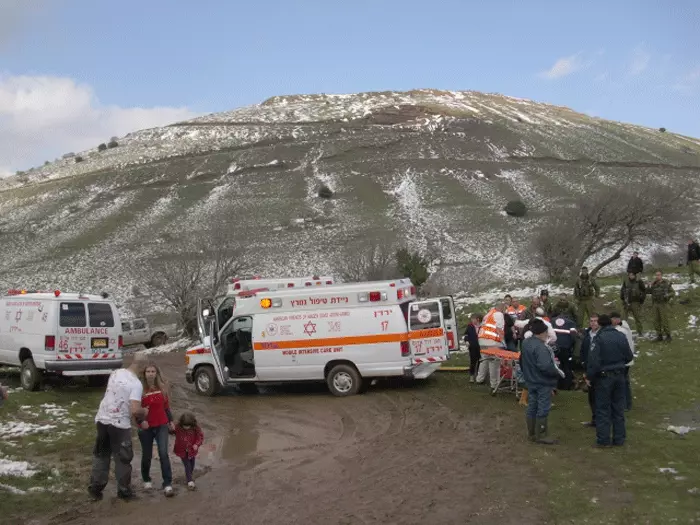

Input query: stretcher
[480,347,522,397]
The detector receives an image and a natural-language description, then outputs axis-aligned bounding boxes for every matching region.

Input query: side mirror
[202,308,210,318]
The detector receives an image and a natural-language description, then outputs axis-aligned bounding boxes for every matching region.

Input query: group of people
[87,354,205,501]
[462,245,696,448]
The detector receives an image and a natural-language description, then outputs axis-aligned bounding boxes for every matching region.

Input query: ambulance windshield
[217,296,236,329]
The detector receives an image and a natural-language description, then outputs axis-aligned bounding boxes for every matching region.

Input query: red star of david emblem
[303,321,317,337]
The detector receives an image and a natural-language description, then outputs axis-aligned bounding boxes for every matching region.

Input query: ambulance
[184,279,459,397]
[0,289,123,391]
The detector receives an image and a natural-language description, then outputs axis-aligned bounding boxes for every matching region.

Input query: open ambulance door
[439,296,459,352]
[205,319,227,386]
[407,299,449,364]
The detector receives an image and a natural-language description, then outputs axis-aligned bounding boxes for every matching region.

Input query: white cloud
[672,66,700,93]
[0,74,197,176]
[628,47,651,76]
[539,54,584,79]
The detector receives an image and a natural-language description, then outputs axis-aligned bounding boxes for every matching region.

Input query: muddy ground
[36,354,545,525]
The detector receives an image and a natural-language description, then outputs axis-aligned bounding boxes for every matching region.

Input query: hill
[1,89,699,313]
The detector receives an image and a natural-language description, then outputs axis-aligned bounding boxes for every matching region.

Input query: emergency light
[260,298,272,309]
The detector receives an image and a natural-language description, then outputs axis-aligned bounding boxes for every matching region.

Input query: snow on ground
[0,458,38,478]
[0,421,57,438]
[135,337,197,355]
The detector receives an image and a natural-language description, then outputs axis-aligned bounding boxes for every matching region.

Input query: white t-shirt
[95,368,143,429]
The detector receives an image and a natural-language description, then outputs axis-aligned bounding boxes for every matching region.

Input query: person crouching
[521,319,563,445]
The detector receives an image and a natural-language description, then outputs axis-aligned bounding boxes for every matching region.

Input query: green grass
[0,372,103,521]
[436,279,700,524]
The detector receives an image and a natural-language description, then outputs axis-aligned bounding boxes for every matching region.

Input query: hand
[168,422,175,432]
[193,444,199,452]
[142,407,149,418]
[140,421,149,430]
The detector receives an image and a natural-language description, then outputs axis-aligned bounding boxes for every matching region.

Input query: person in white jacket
[611,312,635,411]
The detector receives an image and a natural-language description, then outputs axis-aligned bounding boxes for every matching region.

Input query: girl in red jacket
[138,362,175,496]
[174,411,204,490]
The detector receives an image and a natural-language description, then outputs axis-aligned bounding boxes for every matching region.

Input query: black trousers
[88,422,134,496]
[468,344,480,376]
[588,382,596,424]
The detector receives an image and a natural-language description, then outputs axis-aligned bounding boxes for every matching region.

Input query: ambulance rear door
[439,296,459,352]
[407,299,449,364]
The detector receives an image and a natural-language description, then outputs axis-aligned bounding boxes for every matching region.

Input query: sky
[1,0,699,176]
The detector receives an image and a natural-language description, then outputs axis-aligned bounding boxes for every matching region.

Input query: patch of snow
[667,425,695,436]
[658,467,679,474]
[136,337,197,355]
[0,421,57,438]
[689,315,698,328]
[0,458,38,477]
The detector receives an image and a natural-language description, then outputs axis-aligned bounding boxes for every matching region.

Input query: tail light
[410,286,416,295]
[305,282,312,287]
[325,280,333,285]
[288,283,294,288]
[401,341,410,357]
[234,283,241,290]
[118,335,123,350]
[45,335,55,352]
[397,289,404,299]
[447,331,455,350]
[369,291,381,302]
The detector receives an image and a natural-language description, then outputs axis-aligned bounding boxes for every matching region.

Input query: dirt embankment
[39,353,544,525]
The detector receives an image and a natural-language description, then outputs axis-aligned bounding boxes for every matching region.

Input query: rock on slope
[0,89,699,311]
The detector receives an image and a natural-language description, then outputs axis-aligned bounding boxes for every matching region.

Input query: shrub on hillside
[396,248,431,289]
[107,140,119,149]
[318,184,334,199]
[97,143,107,152]
[659,127,667,133]
[504,200,527,217]
[75,156,84,163]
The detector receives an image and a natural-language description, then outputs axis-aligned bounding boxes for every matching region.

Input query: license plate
[91,338,108,349]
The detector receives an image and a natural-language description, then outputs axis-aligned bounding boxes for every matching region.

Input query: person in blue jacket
[551,314,577,390]
[586,314,634,447]
[521,319,565,445]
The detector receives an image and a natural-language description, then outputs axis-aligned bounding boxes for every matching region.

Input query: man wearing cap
[520,319,565,444]
[540,290,553,317]
[586,314,634,447]
[611,312,635,411]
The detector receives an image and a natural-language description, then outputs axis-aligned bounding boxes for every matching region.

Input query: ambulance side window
[88,303,115,327]
[133,319,147,330]
[440,299,453,320]
[409,302,441,330]
[122,322,131,331]
[59,302,86,327]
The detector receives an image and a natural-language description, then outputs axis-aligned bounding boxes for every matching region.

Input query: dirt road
[40,354,545,525]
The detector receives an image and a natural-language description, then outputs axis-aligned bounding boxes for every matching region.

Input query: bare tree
[535,182,689,280]
[141,230,248,336]
[338,239,399,282]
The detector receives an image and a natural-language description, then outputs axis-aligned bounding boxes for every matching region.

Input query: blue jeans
[526,384,553,419]
[594,372,626,446]
[138,424,172,487]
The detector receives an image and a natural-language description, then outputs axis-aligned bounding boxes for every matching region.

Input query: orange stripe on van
[253,333,407,351]
[409,328,445,339]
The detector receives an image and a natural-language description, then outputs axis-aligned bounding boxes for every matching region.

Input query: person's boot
[655,334,663,342]
[665,334,672,342]
[535,417,558,445]
[526,417,536,442]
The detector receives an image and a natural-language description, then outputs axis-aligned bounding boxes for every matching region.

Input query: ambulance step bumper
[45,359,123,374]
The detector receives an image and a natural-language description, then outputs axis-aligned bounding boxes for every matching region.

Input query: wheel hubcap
[333,372,353,393]
[22,368,32,386]
[197,373,210,392]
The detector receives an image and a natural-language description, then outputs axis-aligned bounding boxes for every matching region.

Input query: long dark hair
[178,411,198,428]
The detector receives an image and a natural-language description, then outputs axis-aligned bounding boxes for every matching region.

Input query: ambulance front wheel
[326,364,362,397]
[194,366,219,397]
[20,358,42,391]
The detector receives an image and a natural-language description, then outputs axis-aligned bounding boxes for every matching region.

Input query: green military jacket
[551,300,578,320]
[648,279,674,303]
[620,277,646,304]
[574,276,600,300]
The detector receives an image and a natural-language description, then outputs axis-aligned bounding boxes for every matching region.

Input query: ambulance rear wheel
[326,364,361,397]
[21,358,42,391]
[194,366,219,397]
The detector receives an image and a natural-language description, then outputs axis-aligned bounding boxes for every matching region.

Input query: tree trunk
[590,238,632,278]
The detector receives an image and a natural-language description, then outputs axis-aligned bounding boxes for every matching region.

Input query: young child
[173,412,204,490]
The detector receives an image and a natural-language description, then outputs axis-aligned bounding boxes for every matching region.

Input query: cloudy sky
[1,0,698,176]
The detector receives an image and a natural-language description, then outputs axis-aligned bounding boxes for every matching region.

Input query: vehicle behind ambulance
[185,279,458,397]
[0,289,123,391]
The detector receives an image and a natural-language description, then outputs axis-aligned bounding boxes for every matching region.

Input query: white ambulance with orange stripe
[185,279,458,397]
[0,289,123,391]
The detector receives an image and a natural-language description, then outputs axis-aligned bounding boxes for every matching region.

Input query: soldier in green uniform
[551,292,578,322]
[540,289,553,316]
[688,239,700,284]
[574,267,600,327]
[620,272,646,334]
[647,270,674,342]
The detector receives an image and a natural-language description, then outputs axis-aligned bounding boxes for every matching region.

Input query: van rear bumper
[45,358,123,374]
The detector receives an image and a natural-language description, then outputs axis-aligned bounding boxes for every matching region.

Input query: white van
[0,289,123,390]
[184,279,458,397]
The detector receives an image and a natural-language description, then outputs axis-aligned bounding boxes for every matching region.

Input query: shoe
[593,443,611,448]
[469,376,475,383]
[164,486,174,497]
[117,491,139,501]
[143,481,153,490]
[88,489,103,502]
[526,417,536,442]
[655,335,663,342]
[187,481,196,490]
[665,334,672,342]
[581,421,596,428]
[535,417,558,445]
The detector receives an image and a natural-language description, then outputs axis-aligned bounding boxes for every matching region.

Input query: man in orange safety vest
[476,302,507,389]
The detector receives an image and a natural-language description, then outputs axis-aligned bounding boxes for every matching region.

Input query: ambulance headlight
[272,298,283,307]
[260,298,272,308]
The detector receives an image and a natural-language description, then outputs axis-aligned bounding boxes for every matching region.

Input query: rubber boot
[535,417,558,445]
[526,417,536,442]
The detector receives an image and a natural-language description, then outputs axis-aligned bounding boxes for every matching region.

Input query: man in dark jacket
[626,251,644,276]
[521,319,564,445]
[688,239,700,284]
[551,314,577,390]
[620,272,646,334]
[586,314,634,447]
[580,314,600,427]
[464,314,483,383]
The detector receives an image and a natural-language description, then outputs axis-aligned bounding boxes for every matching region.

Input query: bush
[107,140,119,149]
[97,143,107,152]
[659,127,666,133]
[504,200,527,217]
[318,184,334,199]
[396,248,430,289]
[75,156,84,163]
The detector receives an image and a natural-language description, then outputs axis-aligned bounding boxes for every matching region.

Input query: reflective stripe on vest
[478,309,505,343]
